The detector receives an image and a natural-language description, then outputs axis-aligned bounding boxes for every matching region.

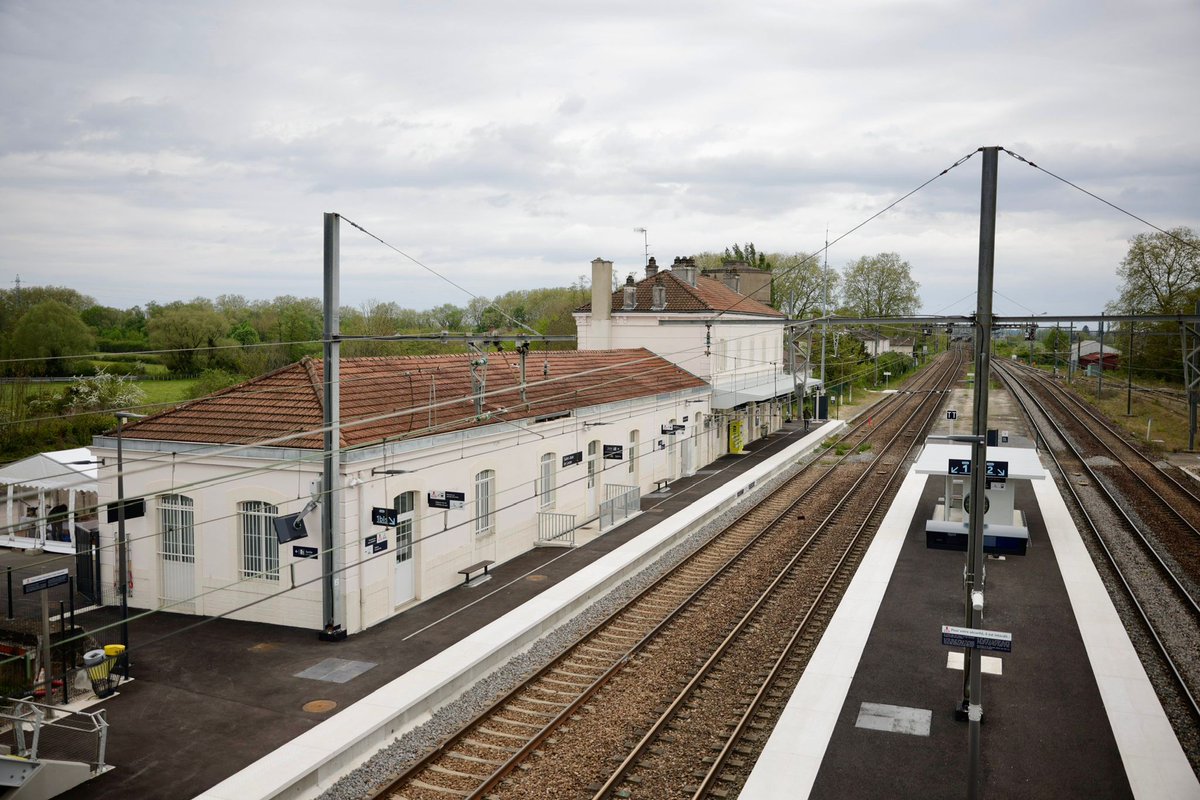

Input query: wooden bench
[653,479,670,493]
[459,559,495,585]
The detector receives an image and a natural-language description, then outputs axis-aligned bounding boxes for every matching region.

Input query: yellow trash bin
[103,644,125,681]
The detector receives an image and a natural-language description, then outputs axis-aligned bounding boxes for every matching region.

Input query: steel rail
[590,349,963,799]
[994,361,1200,724]
[374,353,959,799]
[1009,361,1200,511]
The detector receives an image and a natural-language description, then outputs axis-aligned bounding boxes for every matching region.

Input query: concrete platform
[49,418,838,800]
[741,448,1200,799]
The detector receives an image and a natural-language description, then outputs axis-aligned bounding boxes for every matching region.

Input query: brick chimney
[645,256,659,277]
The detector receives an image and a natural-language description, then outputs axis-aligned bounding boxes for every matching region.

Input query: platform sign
[946,410,958,420]
[603,444,623,460]
[292,545,319,559]
[948,458,971,475]
[941,624,1012,653]
[22,568,69,595]
[428,490,465,509]
[371,506,398,527]
[562,451,582,468]
[947,459,1009,478]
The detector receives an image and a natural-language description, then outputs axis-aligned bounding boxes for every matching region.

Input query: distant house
[1071,340,1120,370]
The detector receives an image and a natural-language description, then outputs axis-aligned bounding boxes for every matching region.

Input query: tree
[723,243,771,271]
[1113,227,1200,315]
[1110,228,1200,381]
[840,253,921,317]
[8,301,95,375]
[770,252,840,318]
[147,306,227,374]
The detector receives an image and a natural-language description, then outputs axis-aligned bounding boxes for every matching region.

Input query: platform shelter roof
[913,442,1045,480]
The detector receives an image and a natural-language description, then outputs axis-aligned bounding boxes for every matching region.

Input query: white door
[586,440,600,517]
[681,426,693,476]
[668,420,679,479]
[394,492,416,606]
[158,494,196,613]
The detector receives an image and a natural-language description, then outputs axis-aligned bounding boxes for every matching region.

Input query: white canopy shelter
[0,448,99,553]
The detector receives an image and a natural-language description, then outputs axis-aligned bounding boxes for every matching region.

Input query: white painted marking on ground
[854,702,932,736]
[945,651,1003,675]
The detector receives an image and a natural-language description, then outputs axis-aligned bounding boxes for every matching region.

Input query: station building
[575,255,809,453]
[91,348,711,634]
[89,253,815,635]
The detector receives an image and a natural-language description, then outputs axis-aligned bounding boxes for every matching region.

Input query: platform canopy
[0,447,98,493]
[913,442,1045,481]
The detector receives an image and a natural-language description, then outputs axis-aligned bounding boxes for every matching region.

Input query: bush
[189,369,244,399]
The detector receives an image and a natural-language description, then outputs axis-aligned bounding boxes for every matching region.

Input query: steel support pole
[963,145,998,800]
[1127,317,1134,416]
[116,414,129,676]
[321,212,346,639]
[1098,315,1106,399]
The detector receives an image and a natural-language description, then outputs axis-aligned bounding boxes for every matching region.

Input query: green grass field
[133,379,194,411]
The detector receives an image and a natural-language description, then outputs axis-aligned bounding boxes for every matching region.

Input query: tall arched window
[537,453,556,510]
[239,500,279,581]
[474,469,495,536]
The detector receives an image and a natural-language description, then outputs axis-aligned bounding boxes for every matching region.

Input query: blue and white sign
[941,624,1012,653]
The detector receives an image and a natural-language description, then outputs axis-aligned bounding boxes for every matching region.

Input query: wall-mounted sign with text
[428,490,466,510]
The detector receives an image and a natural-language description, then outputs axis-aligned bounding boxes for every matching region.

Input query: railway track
[994,360,1200,770]
[374,348,965,800]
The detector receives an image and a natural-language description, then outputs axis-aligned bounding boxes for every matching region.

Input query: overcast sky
[3,0,1197,319]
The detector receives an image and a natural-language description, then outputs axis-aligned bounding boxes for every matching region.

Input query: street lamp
[634,227,649,265]
[114,411,146,677]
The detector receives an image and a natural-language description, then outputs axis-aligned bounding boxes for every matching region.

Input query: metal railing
[600,484,640,530]
[0,698,109,772]
[537,511,576,545]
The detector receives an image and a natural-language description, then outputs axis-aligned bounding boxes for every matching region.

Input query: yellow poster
[729,420,744,454]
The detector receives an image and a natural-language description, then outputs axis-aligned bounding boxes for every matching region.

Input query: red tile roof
[578,270,784,318]
[119,349,707,450]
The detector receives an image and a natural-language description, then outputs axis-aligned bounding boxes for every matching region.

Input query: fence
[599,484,640,530]
[537,511,576,545]
[0,698,110,773]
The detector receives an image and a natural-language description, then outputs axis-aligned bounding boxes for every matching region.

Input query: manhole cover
[527,574,548,582]
[302,699,337,713]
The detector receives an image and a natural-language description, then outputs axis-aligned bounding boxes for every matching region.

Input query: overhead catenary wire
[1000,147,1200,255]
[340,214,543,338]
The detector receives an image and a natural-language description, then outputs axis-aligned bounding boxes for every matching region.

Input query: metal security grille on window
[538,454,556,510]
[159,495,195,563]
[475,471,495,536]
[240,500,280,580]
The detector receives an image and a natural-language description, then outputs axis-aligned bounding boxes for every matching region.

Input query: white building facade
[91,350,710,635]
[575,256,815,453]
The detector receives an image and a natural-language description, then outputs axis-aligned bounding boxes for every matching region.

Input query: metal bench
[458,559,495,585]
[654,479,670,493]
